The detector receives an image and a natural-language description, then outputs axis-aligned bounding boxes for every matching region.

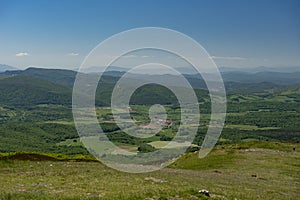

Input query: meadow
[0,142,299,200]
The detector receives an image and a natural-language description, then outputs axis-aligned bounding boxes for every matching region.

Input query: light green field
[0,142,299,200]
[56,138,82,147]
[219,137,231,142]
[266,95,295,102]
[0,107,17,117]
[79,136,138,155]
[226,112,247,116]
[225,124,280,130]
[44,121,75,125]
[229,94,261,102]
[148,141,198,149]
[80,136,114,154]
[57,137,141,154]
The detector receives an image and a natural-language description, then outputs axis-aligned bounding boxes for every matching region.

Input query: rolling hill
[0,64,18,72]
[222,71,300,85]
[0,76,72,106]
[0,67,77,87]
[0,67,299,107]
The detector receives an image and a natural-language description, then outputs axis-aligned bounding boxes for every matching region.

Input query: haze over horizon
[0,0,299,71]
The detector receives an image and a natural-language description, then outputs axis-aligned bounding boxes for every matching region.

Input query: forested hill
[0,76,72,106]
[0,67,299,107]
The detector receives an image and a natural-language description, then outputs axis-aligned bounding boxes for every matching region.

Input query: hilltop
[0,141,299,200]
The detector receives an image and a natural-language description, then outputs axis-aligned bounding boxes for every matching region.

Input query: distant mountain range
[1,66,300,89]
[80,65,300,74]
[0,64,18,72]
[219,66,300,73]
[221,71,300,85]
[0,66,299,107]
[2,64,299,74]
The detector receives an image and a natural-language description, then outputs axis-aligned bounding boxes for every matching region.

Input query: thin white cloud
[121,55,137,58]
[15,52,29,57]
[121,55,153,59]
[67,52,79,56]
[97,54,150,60]
[210,56,247,60]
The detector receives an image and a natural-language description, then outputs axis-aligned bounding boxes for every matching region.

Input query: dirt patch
[119,146,132,150]
[2,153,58,161]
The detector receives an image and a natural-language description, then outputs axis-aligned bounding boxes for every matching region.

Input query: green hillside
[0,142,298,200]
[0,67,77,87]
[0,70,210,107]
[0,76,72,106]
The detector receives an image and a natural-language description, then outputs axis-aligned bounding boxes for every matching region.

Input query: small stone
[87,193,104,198]
[199,189,210,197]
[144,177,166,183]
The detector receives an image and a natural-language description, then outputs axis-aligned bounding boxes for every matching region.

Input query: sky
[0,0,299,70]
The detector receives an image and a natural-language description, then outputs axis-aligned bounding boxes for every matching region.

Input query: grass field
[0,142,299,200]
[148,141,198,149]
[225,124,280,131]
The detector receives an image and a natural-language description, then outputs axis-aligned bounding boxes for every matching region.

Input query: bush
[138,143,156,153]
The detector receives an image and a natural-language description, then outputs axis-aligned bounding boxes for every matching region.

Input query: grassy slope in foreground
[0,141,299,200]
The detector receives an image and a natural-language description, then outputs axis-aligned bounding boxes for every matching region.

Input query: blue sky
[0,0,299,69]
